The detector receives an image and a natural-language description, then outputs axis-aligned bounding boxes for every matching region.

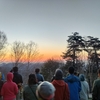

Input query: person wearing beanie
[52,69,70,100]
[79,74,89,100]
[23,74,38,100]
[1,72,18,100]
[36,81,55,100]
[64,67,81,100]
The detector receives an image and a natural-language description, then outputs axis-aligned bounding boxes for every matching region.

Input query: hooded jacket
[79,74,89,100]
[64,74,81,100]
[1,72,18,100]
[52,80,70,100]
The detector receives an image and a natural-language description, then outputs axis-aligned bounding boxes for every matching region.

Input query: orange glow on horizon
[3,52,63,63]
[2,49,88,63]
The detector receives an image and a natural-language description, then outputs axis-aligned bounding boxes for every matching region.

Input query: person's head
[79,74,85,81]
[13,66,18,72]
[36,81,55,100]
[68,67,75,74]
[35,68,40,74]
[54,69,63,80]
[7,72,13,81]
[28,74,37,85]
[98,69,100,77]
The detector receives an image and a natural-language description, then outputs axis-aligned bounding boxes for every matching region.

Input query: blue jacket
[64,74,81,100]
[36,73,44,82]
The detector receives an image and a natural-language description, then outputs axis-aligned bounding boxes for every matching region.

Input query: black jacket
[13,72,23,86]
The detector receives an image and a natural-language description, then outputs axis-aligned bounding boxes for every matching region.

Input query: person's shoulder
[37,73,43,77]
[94,78,100,82]
[40,74,44,77]
[12,81,18,86]
[23,85,29,90]
[94,78,100,84]
[72,74,80,81]
[16,73,22,77]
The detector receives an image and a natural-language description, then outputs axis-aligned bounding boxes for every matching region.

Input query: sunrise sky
[0,0,100,62]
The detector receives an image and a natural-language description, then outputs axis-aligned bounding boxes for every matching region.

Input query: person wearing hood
[52,68,70,100]
[1,72,18,100]
[79,74,89,100]
[64,67,81,100]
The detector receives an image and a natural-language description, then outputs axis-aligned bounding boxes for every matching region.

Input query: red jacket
[1,72,18,100]
[52,80,70,100]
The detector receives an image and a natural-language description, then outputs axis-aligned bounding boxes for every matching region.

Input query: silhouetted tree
[25,41,39,67]
[41,59,61,81]
[62,32,85,67]
[0,31,7,61]
[10,41,25,67]
[84,36,100,92]
[87,36,100,69]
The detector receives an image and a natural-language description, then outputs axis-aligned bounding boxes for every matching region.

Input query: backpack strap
[29,85,38,100]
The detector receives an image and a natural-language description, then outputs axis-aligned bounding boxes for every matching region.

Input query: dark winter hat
[55,69,63,80]
[36,81,55,100]
[68,67,74,74]
[79,74,85,81]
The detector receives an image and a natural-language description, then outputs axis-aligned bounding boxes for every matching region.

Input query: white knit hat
[36,81,55,100]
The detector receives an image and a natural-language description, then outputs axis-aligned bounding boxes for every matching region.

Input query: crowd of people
[0,66,100,100]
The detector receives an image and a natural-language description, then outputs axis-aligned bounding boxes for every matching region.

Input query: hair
[28,74,37,85]
[35,68,40,73]
[98,68,100,74]
[13,66,18,72]
[68,67,74,74]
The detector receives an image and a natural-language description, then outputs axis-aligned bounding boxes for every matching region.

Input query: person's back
[1,72,18,100]
[35,68,44,82]
[13,67,23,86]
[23,74,38,100]
[64,67,81,100]
[52,69,70,100]
[79,74,89,100]
[92,69,100,100]
[12,66,23,100]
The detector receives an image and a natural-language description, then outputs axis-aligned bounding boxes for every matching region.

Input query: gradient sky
[0,0,100,62]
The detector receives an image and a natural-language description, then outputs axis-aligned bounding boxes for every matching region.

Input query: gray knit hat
[36,81,55,100]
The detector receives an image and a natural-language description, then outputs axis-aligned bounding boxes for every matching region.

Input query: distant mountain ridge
[0,62,44,85]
